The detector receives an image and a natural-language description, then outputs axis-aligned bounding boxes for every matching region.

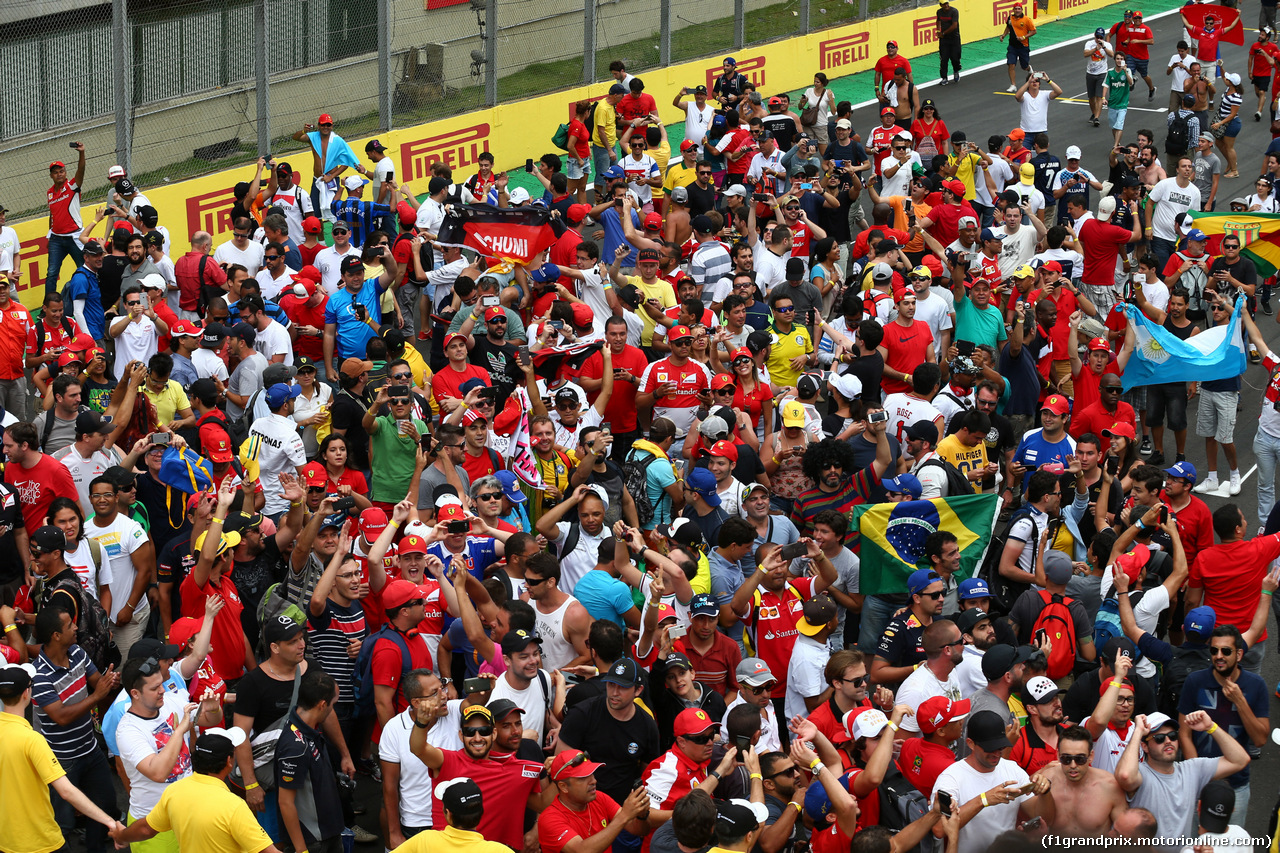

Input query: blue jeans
[51,748,116,853]
[1150,236,1177,276]
[591,144,613,192]
[1254,428,1280,524]
[859,594,899,654]
[1230,781,1250,828]
[45,235,83,296]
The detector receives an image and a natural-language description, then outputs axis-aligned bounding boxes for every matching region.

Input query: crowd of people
[6,7,1280,853]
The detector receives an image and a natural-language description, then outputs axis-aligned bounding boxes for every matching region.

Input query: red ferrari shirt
[1117,23,1153,59]
[47,181,83,235]
[869,126,899,174]
[897,738,958,797]
[431,750,544,848]
[1250,41,1280,78]
[580,344,649,433]
[26,316,83,360]
[875,55,912,81]
[180,572,247,681]
[539,793,621,853]
[370,627,433,739]
[1191,532,1280,642]
[1078,218,1136,287]
[639,357,711,416]
[279,293,329,359]
[1069,400,1134,439]
[0,302,33,380]
[744,577,815,699]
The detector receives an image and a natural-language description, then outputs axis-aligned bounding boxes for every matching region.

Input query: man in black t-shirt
[1107,144,1141,197]
[332,358,374,473]
[468,307,520,408]
[0,481,25,604]
[1207,236,1257,311]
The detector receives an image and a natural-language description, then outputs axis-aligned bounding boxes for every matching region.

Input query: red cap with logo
[918,697,971,734]
[205,436,235,464]
[709,440,739,463]
[359,507,388,540]
[398,534,429,555]
[438,503,469,525]
[484,306,505,321]
[1087,337,1110,352]
[301,461,327,487]
[1040,394,1070,416]
[318,113,334,124]
[674,708,719,737]
[382,579,429,610]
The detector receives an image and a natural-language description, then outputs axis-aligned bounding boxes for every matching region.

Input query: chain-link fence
[0,0,941,219]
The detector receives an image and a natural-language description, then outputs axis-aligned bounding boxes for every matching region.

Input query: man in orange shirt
[1002,6,1038,91]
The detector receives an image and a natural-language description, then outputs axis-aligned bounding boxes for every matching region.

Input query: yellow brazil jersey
[936,434,986,493]
[947,151,982,200]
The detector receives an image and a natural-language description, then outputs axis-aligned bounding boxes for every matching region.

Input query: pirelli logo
[819,32,870,71]
[704,56,766,91]
[1059,0,1089,10]
[16,235,47,294]
[186,186,239,239]
[992,0,1022,25]
[400,124,492,182]
[913,17,938,46]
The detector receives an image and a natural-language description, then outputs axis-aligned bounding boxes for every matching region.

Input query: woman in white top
[1248,175,1279,212]
[801,74,837,152]
[1211,72,1244,178]
[291,357,332,458]
[810,237,844,317]
[48,497,113,608]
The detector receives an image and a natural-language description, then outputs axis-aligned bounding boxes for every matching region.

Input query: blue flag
[306,131,362,172]
[1120,298,1246,392]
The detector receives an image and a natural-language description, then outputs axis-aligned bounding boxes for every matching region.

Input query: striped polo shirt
[33,645,99,760]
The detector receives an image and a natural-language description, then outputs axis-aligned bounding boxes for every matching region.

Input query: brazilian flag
[849,494,1001,595]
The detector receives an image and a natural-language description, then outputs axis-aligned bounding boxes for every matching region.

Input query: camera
[446,519,471,534]
[752,193,771,202]
[463,677,489,694]
[333,496,357,513]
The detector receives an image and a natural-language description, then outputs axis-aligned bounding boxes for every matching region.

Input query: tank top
[534,595,579,671]
[1163,316,1195,341]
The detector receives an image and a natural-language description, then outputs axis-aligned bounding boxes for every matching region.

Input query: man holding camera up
[323,248,399,378]
[363,384,430,514]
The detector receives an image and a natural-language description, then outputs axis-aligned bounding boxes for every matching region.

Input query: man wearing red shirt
[460,411,505,482]
[1187,508,1280,672]
[675,595,742,696]
[1116,12,1156,97]
[538,750,652,853]
[1074,384,1136,441]
[182,508,254,683]
[431,333,491,411]
[918,179,977,247]
[0,277,33,420]
[410,704,550,849]
[279,274,329,364]
[878,285,936,396]
[45,144,86,297]
[637,325,713,445]
[173,232,229,319]
[710,113,757,190]
[805,649,890,765]
[1039,264,1096,397]
[1,422,77,536]
[874,41,913,91]
[1070,331,1121,417]
[370,579,434,740]
[1076,197,1143,312]
[1182,11,1236,73]
[1250,29,1280,119]
[868,108,901,175]
[25,292,83,373]
[1163,461,1214,569]
[641,708,724,815]
[549,205,589,288]
[897,696,967,796]
[579,316,648,458]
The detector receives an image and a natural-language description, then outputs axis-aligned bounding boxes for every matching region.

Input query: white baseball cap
[1065,145,1082,160]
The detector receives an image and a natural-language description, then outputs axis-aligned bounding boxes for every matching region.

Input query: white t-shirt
[755,247,788,295]
[86,512,148,621]
[552,520,609,594]
[895,665,963,733]
[256,266,297,302]
[53,444,122,516]
[246,412,307,515]
[314,245,362,293]
[192,348,230,382]
[253,318,294,366]
[214,239,266,277]
[685,103,715,151]
[1018,90,1053,133]
[267,186,312,243]
[725,695,782,752]
[64,538,112,602]
[379,702,463,828]
[995,224,1040,280]
[116,692,193,817]
[372,157,396,205]
[1168,53,1193,93]
[785,634,830,719]
[1180,824,1253,853]
[489,670,550,744]
[883,392,943,450]
[1148,178,1201,242]
[573,268,612,336]
[0,226,21,273]
[1010,184,1046,218]
[1084,39,1112,75]
[883,152,924,198]
[552,407,603,452]
[932,759,1031,853]
[114,317,159,381]
[1138,278,1169,311]
[1098,571,1170,678]
[976,157,1015,207]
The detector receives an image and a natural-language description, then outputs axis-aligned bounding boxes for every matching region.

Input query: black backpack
[919,456,973,498]
[41,574,120,673]
[879,766,941,853]
[1165,112,1191,156]
[622,449,666,528]
[31,316,75,357]
[978,506,1060,615]
[197,407,249,456]
[1158,644,1212,718]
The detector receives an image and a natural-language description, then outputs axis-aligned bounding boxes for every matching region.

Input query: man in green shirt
[1103,55,1135,146]
[950,272,1008,352]
[362,385,428,505]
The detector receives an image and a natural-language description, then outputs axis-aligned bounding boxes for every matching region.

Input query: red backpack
[1031,590,1078,680]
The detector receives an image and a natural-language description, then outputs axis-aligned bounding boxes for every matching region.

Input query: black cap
[82,240,105,257]
[666,652,694,671]
[967,709,1013,751]
[340,255,365,274]
[201,322,227,348]
[0,662,36,693]
[103,465,137,489]
[428,176,451,195]
[981,643,1035,681]
[785,257,806,280]
[129,638,181,661]
[691,214,714,234]
[600,657,645,688]
[1199,779,1235,834]
[75,411,114,438]
[365,139,387,153]
[29,526,68,554]
[263,614,304,645]
[1101,636,1137,665]
[904,419,938,442]
[116,178,137,195]
[716,800,764,835]
[617,284,642,308]
[229,322,256,346]
[486,698,524,721]
[745,329,773,354]
[500,629,542,656]
[438,778,484,815]
[955,608,990,636]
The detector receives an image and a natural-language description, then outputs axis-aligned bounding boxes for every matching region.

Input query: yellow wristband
[1206,723,1219,735]
[1109,681,1123,688]
[212,517,225,525]
[3,624,16,633]
[887,721,899,732]
[809,758,823,772]
[245,782,260,791]
[790,801,803,815]
[980,793,989,808]
[389,520,401,529]
[749,773,763,780]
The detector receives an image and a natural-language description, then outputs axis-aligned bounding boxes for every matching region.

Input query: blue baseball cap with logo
[529,262,561,283]
[959,578,991,600]
[494,470,527,504]
[1184,606,1216,640]
[690,593,719,617]
[908,568,942,596]
[265,382,302,409]
[1165,461,1197,483]
[882,474,922,499]
[603,164,626,180]
[686,467,722,506]
[1186,228,1208,242]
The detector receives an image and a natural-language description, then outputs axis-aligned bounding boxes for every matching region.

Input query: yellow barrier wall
[8,0,1106,310]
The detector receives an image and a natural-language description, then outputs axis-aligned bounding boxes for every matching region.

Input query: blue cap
[603,164,626,180]
[530,262,561,283]
[724,56,736,65]
[686,467,722,506]
[1186,228,1208,242]
[805,771,853,821]
[1165,461,1197,483]
[1184,606,1216,640]
[882,474,923,499]
[690,593,719,617]
[980,227,999,243]
[321,508,348,529]
[459,377,488,395]
[959,578,991,600]
[908,568,942,596]
[264,382,302,409]
[1095,26,1107,37]
[494,470,526,504]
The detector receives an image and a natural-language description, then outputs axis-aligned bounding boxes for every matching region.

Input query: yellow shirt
[765,324,813,389]
[629,276,677,346]
[664,160,699,193]
[400,346,436,415]
[947,151,982,201]
[594,100,618,150]
[650,140,672,201]
[145,773,273,853]
[0,712,66,853]
[142,380,191,426]
[392,825,512,853]
[936,434,986,493]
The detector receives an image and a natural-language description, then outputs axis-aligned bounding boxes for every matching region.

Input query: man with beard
[410,703,551,849]
[379,669,459,848]
[898,696,968,796]
[554,659,661,808]
[806,649,893,753]
[1176,625,1269,826]
[536,484,612,594]
[463,307,521,409]
[1084,652,1139,773]
[523,552,591,672]
[538,749,653,853]
[893,619,965,737]
[1010,676,1068,774]
[952,608,997,696]
[1040,726,1128,837]
[791,430,891,545]
[641,707,741,820]
[871,569,946,687]
[1116,710,1249,842]
[756,750,807,853]
[960,645,1030,759]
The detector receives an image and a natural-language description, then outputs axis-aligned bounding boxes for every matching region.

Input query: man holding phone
[323,250,399,377]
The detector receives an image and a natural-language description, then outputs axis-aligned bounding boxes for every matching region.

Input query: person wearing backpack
[360,579,433,744]
[1008,550,1096,680]
[995,470,1065,608]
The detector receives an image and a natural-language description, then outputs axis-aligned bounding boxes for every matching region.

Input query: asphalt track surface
[841,8,1280,842]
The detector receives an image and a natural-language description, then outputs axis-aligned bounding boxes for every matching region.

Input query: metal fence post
[734,0,745,49]
[112,0,131,173]
[378,0,391,131]
[800,0,810,33]
[255,0,270,156]
[860,0,868,19]
[485,0,497,107]
[583,0,596,85]
[660,0,671,68]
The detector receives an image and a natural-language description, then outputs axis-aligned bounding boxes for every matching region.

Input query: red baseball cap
[300,461,327,486]
[711,373,735,390]
[880,106,895,116]
[302,216,323,235]
[709,440,739,463]
[1041,394,1070,416]
[57,351,85,368]
[168,617,202,650]
[205,436,235,464]
[438,503,468,524]
[566,203,591,224]
[443,332,468,349]
[922,254,945,277]
[680,140,697,152]
[398,201,417,227]
[171,319,201,337]
[398,534,429,555]
[644,212,663,230]
[918,697,971,734]
[549,749,605,780]
[382,579,429,610]
[1041,260,1063,274]
[462,409,488,426]
[729,347,753,363]
[1087,336,1110,352]
[1102,422,1137,441]
[359,507,388,540]
[570,302,594,328]
[943,179,966,197]
[484,306,505,321]
[674,708,719,738]
[1115,547,1150,584]
[669,325,693,343]
[318,113,334,124]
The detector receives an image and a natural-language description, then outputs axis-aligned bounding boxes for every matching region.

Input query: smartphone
[1018,782,1036,796]
[735,735,752,754]
[1158,505,1169,525]
[667,624,687,639]
[779,541,808,561]
[421,433,438,456]
[800,183,813,190]
[937,790,954,817]
[333,496,357,512]
[354,304,368,321]
[1035,628,1048,646]
[903,199,913,214]
[463,677,489,695]
[550,320,564,330]
[868,410,889,424]
[833,160,846,168]
[388,385,409,397]
[524,158,535,174]
[752,193,771,201]
[516,345,530,365]
[446,519,471,534]
[482,296,500,308]
[149,432,171,445]
[1106,456,1119,475]
[957,340,976,357]
[69,142,79,149]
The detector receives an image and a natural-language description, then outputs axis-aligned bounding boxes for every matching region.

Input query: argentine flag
[1120,298,1247,392]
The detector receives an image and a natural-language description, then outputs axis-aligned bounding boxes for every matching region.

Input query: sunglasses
[1210,647,1237,657]
[682,733,715,745]
[391,372,412,380]
[744,682,776,694]
[476,492,503,501]
[1147,731,1178,744]
[775,305,795,312]
[137,657,161,676]
[307,486,327,494]
[784,206,801,211]
[126,301,141,307]
[821,461,843,470]
[462,725,494,737]
[233,231,250,237]
[838,675,868,687]
[766,765,802,778]
[488,318,508,324]
[525,576,551,586]
[1059,753,1089,766]
[264,255,281,261]
[553,751,593,780]
[697,171,712,176]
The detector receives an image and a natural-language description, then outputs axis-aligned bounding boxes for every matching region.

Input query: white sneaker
[1007,85,1018,93]
[1194,479,1220,494]
[1228,476,1242,495]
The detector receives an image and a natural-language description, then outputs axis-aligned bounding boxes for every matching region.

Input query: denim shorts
[1109,107,1127,130]
[566,157,586,180]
